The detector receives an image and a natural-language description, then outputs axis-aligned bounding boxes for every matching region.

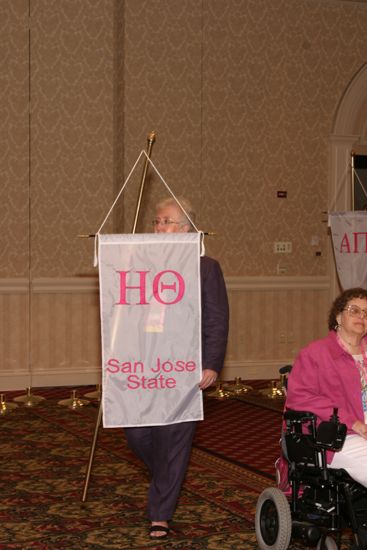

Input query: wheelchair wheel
[255,487,292,550]
[316,536,338,550]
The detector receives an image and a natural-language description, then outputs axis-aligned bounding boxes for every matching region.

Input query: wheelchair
[255,407,367,549]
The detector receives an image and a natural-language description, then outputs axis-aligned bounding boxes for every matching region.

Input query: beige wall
[0,1,30,278]
[30,0,117,278]
[2,0,367,389]
[122,0,367,277]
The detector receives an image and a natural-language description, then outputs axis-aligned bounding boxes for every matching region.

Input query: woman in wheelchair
[256,287,367,549]
[286,286,367,487]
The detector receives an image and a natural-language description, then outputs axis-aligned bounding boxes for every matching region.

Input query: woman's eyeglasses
[152,219,183,227]
[344,304,367,319]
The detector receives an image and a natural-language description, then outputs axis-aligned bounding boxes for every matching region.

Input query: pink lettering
[126,374,176,389]
[106,359,144,373]
[339,234,351,253]
[185,361,196,372]
[106,358,119,373]
[353,232,367,253]
[116,271,149,305]
[152,270,185,305]
[152,357,196,373]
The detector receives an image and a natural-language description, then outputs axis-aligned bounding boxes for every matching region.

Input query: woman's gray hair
[156,196,196,226]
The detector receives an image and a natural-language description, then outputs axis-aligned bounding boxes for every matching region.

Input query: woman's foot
[149,521,169,539]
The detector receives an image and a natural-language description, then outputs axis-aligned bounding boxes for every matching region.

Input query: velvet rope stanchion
[207,382,231,399]
[0,393,18,416]
[223,376,254,395]
[13,50,46,410]
[14,387,45,407]
[258,378,285,400]
[58,389,90,410]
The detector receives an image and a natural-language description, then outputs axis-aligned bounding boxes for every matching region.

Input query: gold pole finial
[131,131,157,234]
[147,130,156,143]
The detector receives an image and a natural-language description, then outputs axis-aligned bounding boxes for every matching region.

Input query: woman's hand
[198,369,218,390]
[352,420,367,439]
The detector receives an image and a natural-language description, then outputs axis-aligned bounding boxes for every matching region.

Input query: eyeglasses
[344,304,367,320]
[152,218,184,227]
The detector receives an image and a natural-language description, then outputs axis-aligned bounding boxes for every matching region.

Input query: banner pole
[81,131,156,502]
[81,400,103,502]
[132,131,156,234]
[351,150,355,211]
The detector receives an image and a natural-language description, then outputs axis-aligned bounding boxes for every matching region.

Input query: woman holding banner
[124,197,229,539]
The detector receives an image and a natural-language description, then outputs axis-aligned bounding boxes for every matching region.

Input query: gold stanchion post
[14,387,45,407]
[207,382,231,399]
[259,379,284,400]
[58,389,89,410]
[0,393,18,416]
[81,401,103,502]
[224,376,253,395]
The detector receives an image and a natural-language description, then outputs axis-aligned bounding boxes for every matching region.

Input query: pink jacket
[286,331,364,435]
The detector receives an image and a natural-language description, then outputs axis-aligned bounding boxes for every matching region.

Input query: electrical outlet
[274,241,292,253]
[276,260,287,274]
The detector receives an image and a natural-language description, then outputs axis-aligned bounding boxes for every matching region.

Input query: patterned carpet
[0,385,351,549]
[195,396,282,478]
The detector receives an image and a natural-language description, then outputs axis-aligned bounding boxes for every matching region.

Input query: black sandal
[149,525,169,539]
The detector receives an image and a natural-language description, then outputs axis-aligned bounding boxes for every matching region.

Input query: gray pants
[124,421,197,521]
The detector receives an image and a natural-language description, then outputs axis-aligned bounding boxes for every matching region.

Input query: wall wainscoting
[0,276,330,390]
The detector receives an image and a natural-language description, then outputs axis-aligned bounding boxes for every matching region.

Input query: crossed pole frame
[81,131,156,502]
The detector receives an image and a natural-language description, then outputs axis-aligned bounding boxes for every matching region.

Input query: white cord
[93,149,206,265]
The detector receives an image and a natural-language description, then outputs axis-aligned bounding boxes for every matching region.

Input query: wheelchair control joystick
[315,408,347,450]
[331,407,339,423]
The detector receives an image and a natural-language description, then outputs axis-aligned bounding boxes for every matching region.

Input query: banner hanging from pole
[98,233,203,428]
[329,211,367,290]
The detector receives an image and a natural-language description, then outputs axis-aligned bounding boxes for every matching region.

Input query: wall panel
[30,0,117,277]
[0,276,329,390]
[0,280,29,388]
[0,0,29,278]
[224,276,329,380]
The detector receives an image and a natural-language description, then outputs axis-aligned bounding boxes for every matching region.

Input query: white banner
[329,211,367,290]
[98,233,203,428]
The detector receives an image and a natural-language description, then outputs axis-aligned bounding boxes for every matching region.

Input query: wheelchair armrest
[315,420,347,450]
